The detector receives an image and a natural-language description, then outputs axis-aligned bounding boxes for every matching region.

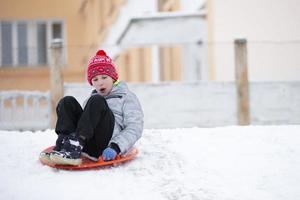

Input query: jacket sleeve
[109,92,144,154]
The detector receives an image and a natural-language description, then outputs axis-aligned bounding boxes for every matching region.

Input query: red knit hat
[87,50,118,85]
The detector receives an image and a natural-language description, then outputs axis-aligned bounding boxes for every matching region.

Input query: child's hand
[102,147,117,161]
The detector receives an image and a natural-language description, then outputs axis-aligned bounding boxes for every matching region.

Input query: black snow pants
[55,95,115,158]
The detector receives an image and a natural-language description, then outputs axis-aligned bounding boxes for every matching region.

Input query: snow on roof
[116,11,206,46]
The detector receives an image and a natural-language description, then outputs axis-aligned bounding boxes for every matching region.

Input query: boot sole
[50,154,82,166]
[40,153,56,165]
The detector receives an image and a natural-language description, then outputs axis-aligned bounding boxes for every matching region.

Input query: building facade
[0,0,183,91]
[0,0,139,91]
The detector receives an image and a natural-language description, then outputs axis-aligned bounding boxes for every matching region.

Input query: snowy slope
[0,125,299,200]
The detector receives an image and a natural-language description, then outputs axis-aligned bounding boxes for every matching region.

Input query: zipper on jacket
[105,95,123,100]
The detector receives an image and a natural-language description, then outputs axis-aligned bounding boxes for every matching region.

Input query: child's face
[91,74,114,96]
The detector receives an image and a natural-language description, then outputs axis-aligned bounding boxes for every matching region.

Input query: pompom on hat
[87,50,118,85]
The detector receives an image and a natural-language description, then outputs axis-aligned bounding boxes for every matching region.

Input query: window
[0,20,65,67]
[1,21,13,66]
[37,23,47,65]
[52,23,62,39]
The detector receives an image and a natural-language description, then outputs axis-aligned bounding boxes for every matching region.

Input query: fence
[0,81,300,131]
[0,91,50,131]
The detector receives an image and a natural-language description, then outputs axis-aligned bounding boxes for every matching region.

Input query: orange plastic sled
[40,146,138,170]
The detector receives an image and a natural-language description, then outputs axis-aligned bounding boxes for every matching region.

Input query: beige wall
[116,47,152,82]
[209,0,300,81]
[0,0,125,91]
[158,0,182,81]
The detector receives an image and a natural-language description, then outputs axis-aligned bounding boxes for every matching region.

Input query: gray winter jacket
[87,81,144,155]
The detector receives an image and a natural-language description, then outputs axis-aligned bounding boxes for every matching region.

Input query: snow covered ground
[0,125,299,200]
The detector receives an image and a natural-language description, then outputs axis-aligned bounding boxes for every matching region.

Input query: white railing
[0,91,50,131]
[1,81,300,130]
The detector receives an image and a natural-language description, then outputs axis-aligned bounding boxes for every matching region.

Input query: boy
[40,50,144,165]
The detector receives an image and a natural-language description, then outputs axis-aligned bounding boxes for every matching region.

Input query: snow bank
[0,125,299,200]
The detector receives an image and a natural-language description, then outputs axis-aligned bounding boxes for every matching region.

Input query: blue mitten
[102,147,117,161]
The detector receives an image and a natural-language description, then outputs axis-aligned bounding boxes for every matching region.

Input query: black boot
[50,133,84,166]
[53,134,68,151]
[40,134,68,165]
